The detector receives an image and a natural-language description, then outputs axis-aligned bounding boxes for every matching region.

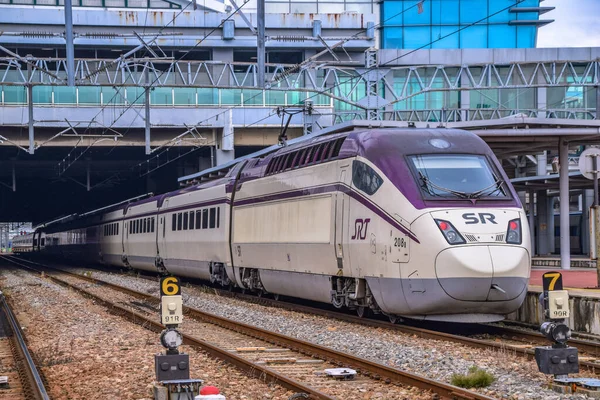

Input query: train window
[330,138,345,158]
[172,214,176,231]
[312,144,323,163]
[183,212,189,230]
[281,153,291,170]
[143,219,147,233]
[195,210,201,229]
[410,154,507,199]
[209,208,216,229]
[177,213,183,231]
[116,224,119,235]
[320,142,331,161]
[129,222,132,234]
[275,155,285,172]
[41,238,45,246]
[202,209,209,229]
[294,150,306,168]
[304,147,314,165]
[217,207,220,228]
[34,239,38,246]
[151,218,155,233]
[352,160,383,196]
[189,211,195,229]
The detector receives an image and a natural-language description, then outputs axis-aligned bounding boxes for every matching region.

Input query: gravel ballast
[68,267,598,400]
[0,268,294,399]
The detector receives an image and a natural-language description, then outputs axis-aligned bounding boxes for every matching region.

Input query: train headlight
[506,218,522,244]
[434,219,466,245]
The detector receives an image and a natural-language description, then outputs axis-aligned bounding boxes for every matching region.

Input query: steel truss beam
[0,57,597,102]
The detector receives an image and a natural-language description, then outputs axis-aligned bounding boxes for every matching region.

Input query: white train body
[35,128,531,323]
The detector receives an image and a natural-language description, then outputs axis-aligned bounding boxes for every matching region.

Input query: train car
[37,127,531,323]
[11,233,34,253]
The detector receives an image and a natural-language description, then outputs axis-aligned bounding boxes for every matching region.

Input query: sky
[537,0,600,47]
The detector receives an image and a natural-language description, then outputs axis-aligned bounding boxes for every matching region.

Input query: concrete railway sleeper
[5,256,495,400]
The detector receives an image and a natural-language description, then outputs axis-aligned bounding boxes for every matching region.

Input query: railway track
[88,262,600,372]
[0,282,49,400]
[3,256,494,400]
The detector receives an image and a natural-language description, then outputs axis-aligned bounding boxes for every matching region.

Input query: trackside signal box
[156,276,189,382]
[161,276,183,325]
[535,272,579,377]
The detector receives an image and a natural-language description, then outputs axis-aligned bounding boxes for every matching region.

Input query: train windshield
[411,154,507,199]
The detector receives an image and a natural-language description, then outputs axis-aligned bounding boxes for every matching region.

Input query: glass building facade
[381,0,553,49]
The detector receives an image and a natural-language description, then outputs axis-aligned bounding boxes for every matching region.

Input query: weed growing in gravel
[451,366,495,388]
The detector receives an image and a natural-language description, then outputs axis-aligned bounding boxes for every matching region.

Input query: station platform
[532,256,596,269]
[529,267,599,289]
[507,268,600,335]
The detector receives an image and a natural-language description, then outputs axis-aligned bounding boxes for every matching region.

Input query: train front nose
[435,245,529,301]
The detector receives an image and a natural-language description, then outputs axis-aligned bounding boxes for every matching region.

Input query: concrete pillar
[537,190,549,255]
[582,189,594,256]
[537,87,547,118]
[548,196,556,254]
[213,49,234,87]
[528,190,536,256]
[215,148,234,166]
[559,138,571,269]
[537,152,547,176]
[460,90,470,122]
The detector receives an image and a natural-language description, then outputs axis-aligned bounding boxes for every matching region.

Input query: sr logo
[352,218,371,240]
[462,213,497,224]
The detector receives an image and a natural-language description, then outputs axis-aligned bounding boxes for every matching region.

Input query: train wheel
[356,306,369,318]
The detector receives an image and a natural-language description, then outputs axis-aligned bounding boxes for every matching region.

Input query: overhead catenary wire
[106,0,531,184]
[245,0,527,128]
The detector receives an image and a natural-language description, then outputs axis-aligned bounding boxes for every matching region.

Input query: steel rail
[175,279,600,373]
[0,288,50,400]
[3,259,334,400]
[5,256,495,400]
[480,324,600,358]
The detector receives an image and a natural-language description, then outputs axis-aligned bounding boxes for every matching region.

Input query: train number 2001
[394,237,407,248]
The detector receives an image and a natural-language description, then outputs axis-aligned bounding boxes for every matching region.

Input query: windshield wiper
[468,179,505,199]
[419,172,471,199]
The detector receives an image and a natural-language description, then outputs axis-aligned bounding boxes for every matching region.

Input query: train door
[334,166,350,275]
[123,216,130,260]
[121,220,126,255]
[158,199,169,262]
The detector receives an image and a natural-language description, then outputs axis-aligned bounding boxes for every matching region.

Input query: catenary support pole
[257,0,265,88]
[27,61,34,155]
[64,0,75,86]
[559,138,571,270]
[145,67,151,155]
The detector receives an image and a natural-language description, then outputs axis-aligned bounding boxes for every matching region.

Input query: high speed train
[18,127,531,323]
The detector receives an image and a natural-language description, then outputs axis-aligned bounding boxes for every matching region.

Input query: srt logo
[352,218,371,240]
[462,213,497,224]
